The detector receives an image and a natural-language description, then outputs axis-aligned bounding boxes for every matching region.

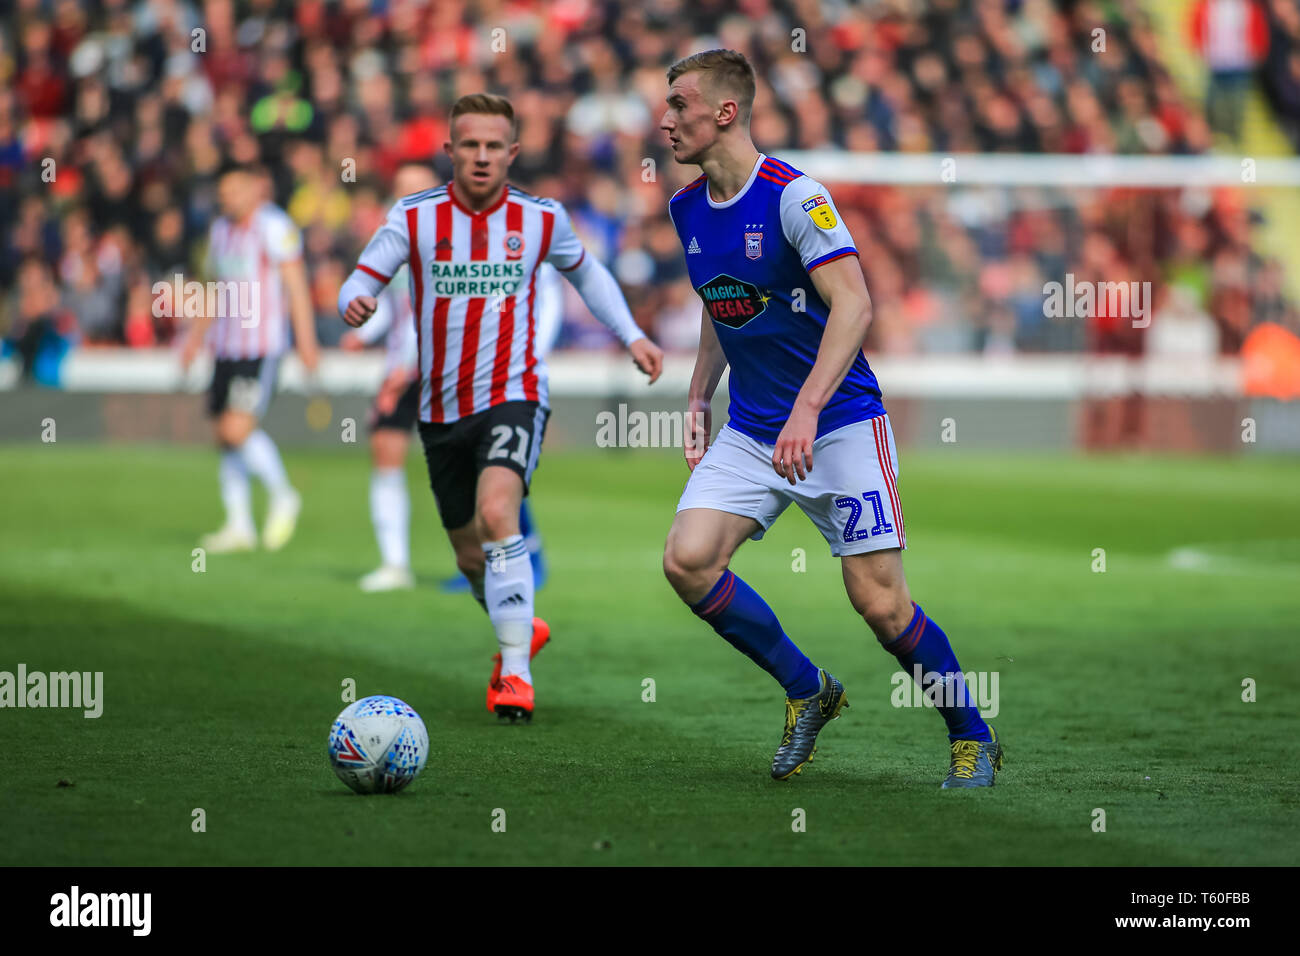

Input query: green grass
[2,442,1298,865]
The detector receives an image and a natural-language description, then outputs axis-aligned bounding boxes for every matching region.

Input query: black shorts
[208,357,279,418]
[417,400,549,529]
[369,379,421,432]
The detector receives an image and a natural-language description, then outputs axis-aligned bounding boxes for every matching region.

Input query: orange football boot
[492,676,534,723]
[485,618,551,712]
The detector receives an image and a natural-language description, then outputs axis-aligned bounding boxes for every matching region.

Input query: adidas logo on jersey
[687,236,701,254]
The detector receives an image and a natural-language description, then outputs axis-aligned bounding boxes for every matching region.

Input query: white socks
[482,534,534,682]
[220,430,293,533]
[240,429,293,501]
[369,467,410,569]
[219,450,254,534]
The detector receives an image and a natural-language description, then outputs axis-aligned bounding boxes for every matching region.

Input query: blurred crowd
[2,0,1299,380]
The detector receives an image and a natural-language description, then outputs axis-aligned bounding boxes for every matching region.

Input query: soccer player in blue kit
[659,50,1003,787]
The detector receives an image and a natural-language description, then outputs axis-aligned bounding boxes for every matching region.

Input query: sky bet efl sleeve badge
[801,194,837,229]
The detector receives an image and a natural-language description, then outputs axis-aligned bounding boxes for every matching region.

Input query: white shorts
[676,414,907,557]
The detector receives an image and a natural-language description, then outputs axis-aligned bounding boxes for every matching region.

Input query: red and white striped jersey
[204,203,302,359]
[350,183,586,424]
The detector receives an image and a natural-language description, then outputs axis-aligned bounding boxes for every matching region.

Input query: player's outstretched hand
[342,295,378,328]
[685,398,711,471]
[772,405,817,485]
[629,338,664,384]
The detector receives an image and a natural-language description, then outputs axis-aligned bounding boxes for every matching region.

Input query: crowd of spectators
[1,0,1298,381]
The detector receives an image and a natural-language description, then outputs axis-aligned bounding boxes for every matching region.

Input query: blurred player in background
[660,51,1002,786]
[181,162,320,553]
[339,94,664,721]
[340,162,430,593]
[342,162,557,594]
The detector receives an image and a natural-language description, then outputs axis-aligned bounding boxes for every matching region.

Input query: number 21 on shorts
[834,491,893,543]
[487,424,530,468]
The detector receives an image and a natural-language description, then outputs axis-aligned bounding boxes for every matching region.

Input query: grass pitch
[2,442,1297,865]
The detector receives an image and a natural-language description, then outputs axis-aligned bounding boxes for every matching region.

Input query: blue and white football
[327,695,428,794]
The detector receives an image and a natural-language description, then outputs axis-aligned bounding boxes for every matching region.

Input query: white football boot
[359,565,416,592]
[200,524,257,553]
[262,489,302,551]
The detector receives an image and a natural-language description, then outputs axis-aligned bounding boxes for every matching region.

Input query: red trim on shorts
[872,416,905,547]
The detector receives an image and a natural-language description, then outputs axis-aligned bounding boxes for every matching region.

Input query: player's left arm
[546,203,664,383]
[280,258,319,372]
[773,181,872,485]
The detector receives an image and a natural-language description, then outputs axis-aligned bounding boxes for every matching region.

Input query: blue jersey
[669,154,885,443]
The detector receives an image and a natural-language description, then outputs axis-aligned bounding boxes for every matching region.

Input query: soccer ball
[327,695,429,794]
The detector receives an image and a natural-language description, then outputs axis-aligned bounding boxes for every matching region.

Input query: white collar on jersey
[705,152,766,210]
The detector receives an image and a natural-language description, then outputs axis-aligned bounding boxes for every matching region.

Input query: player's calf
[878,601,994,749]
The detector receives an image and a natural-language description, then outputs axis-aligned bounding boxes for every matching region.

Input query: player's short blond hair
[449,93,519,142]
[666,49,756,125]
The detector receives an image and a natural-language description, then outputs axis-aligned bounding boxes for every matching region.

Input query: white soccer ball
[327,695,429,794]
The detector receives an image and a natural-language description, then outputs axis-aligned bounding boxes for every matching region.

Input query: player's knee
[662,537,718,596]
[217,413,253,448]
[475,496,518,542]
[371,431,406,469]
[857,591,912,640]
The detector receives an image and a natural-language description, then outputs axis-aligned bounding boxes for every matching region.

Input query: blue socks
[687,572,987,742]
[880,602,991,741]
[691,570,822,699]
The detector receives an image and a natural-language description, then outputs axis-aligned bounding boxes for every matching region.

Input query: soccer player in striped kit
[660,51,1003,786]
[182,162,320,554]
[339,94,664,721]
[343,163,559,595]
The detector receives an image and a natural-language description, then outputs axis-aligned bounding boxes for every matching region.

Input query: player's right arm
[340,290,395,350]
[338,201,410,328]
[685,305,728,470]
[180,231,219,370]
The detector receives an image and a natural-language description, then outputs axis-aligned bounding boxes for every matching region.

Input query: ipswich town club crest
[503,230,526,258]
[745,231,763,259]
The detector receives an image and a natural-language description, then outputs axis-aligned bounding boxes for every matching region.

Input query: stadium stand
[1,0,1298,381]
